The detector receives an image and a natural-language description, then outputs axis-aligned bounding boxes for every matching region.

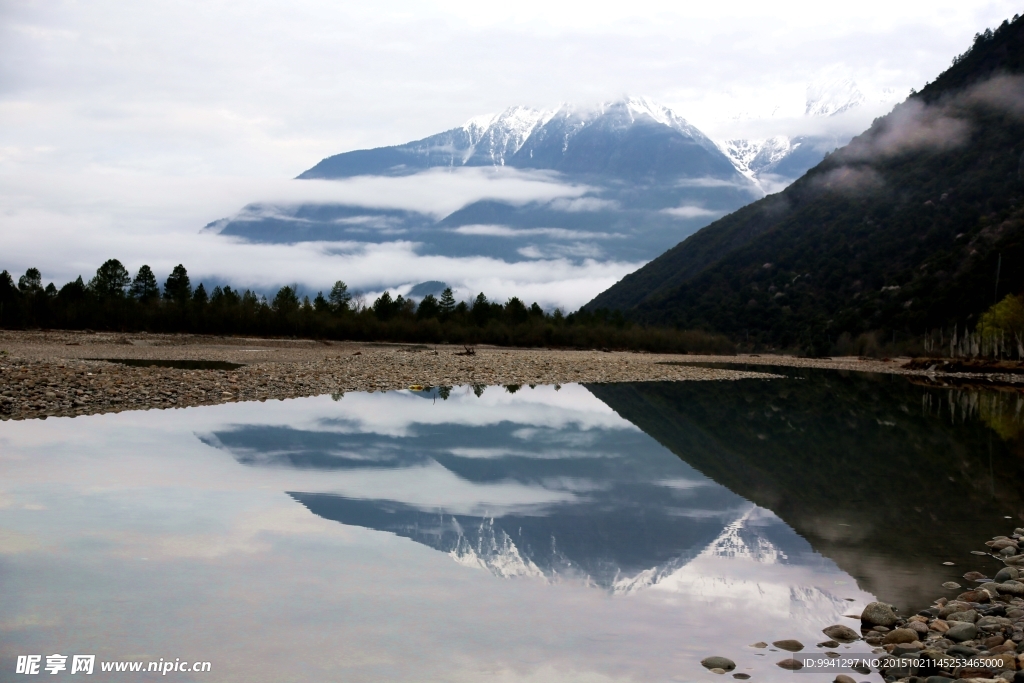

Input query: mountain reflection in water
[206,373,1024,616]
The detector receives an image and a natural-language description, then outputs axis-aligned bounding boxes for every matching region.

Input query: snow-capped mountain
[211,96,762,264]
[299,96,738,181]
[805,77,866,117]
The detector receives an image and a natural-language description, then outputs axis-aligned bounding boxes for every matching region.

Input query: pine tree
[18,268,43,294]
[163,265,192,303]
[129,265,160,302]
[438,287,456,317]
[192,283,209,306]
[329,281,351,312]
[89,260,131,298]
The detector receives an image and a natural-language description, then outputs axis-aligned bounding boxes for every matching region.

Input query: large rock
[772,640,804,652]
[946,621,978,642]
[883,628,919,644]
[996,580,1024,596]
[776,658,803,670]
[822,625,859,643]
[994,567,1020,582]
[861,602,899,627]
[701,657,736,671]
[1003,554,1024,566]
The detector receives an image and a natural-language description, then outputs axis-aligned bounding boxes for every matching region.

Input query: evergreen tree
[416,294,440,320]
[193,283,209,306]
[272,286,300,313]
[18,268,43,294]
[372,291,396,320]
[313,291,330,313]
[471,292,491,326]
[329,281,351,312]
[89,259,131,298]
[438,287,456,317]
[129,265,160,302]
[163,265,192,303]
[504,297,528,325]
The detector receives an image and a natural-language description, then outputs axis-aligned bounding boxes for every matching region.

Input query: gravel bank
[0,330,783,421]
[2,330,1019,422]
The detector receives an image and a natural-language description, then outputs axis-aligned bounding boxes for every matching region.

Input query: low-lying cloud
[451,225,624,239]
[0,169,639,310]
[660,205,721,219]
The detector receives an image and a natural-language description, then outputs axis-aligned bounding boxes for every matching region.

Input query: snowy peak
[461,106,552,164]
[805,77,866,117]
[719,136,795,181]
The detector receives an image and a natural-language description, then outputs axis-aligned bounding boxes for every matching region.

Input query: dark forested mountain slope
[587,16,1024,351]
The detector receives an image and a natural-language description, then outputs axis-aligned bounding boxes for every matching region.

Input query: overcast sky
[1,0,1019,307]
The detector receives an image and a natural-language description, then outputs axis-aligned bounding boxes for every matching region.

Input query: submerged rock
[771,640,804,652]
[861,602,899,627]
[822,625,859,643]
[701,657,736,672]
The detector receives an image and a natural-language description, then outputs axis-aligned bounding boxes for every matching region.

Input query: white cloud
[1,0,1020,308]
[451,225,623,239]
[660,205,721,219]
[548,197,621,212]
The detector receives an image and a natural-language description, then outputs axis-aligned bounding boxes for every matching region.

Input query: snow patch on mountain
[718,136,796,182]
[806,77,867,117]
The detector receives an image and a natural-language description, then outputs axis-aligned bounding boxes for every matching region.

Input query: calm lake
[1,368,1021,682]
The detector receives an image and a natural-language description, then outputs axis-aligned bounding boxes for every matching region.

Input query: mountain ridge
[585,15,1024,351]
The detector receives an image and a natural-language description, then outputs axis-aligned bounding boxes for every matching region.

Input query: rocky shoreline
[0,330,784,421]
[702,527,1024,683]
[5,330,1024,422]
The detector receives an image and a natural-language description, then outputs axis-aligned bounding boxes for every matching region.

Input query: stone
[942,581,961,589]
[1005,555,1024,566]
[966,572,991,582]
[883,628,919,644]
[872,625,891,633]
[732,675,750,680]
[891,642,923,656]
[772,640,804,652]
[932,619,950,633]
[995,568,1021,583]
[776,658,803,670]
[709,668,726,674]
[959,666,996,679]
[909,621,930,635]
[984,635,1007,648]
[997,582,1024,597]
[924,677,955,683]
[948,610,979,623]
[823,625,860,643]
[834,676,856,683]
[862,602,900,627]
[851,660,871,674]
[818,640,841,648]
[701,657,736,671]
[958,590,992,603]
[750,642,767,648]
[987,652,1017,670]
[947,622,979,642]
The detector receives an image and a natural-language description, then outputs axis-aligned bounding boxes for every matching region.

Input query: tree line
[0,260,735,354]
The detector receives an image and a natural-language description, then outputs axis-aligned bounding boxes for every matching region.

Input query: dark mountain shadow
[585,368,1024,612]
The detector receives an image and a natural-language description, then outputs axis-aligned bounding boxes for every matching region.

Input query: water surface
[1,371,1021,682]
